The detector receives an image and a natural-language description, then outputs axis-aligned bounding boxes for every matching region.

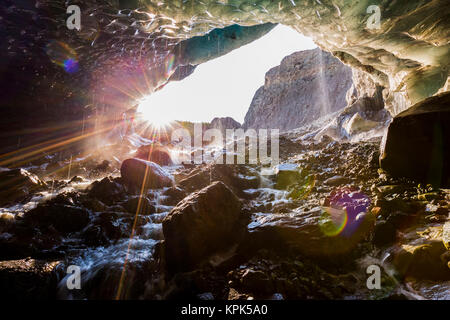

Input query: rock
[209,117,241,135]
[94,160,111,171]
[444,222,450,250]
[178,170,210,192]
[123,196,156,215]
[0,258,61,300]
[343,112,381,135]
[324,175,350,186]
[197,292,214,300]
[373,220,397,247]
[134,144,173,166]
[394,241,450,280]
[240,269,272,294]
[178,164,260,197]
[120,158,174,189]
[87,176,126,204]
[162,181,243,273]
[270,293,284,300]
[23,204,90,234]
[245,189,375,261]
[243,48,352,130]
[380,92,450,187]
[274,163,301,189]
[0,169,46,206]
[160,187,186,206]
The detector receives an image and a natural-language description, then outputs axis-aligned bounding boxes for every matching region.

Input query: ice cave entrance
[137,25,316,126]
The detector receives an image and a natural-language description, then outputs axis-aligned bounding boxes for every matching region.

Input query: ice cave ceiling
[0,0,449,140]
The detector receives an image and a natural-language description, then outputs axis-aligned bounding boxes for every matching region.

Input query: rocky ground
[0,127,448,300]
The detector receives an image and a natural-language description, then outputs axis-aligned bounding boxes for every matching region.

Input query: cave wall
[139,0,449,115]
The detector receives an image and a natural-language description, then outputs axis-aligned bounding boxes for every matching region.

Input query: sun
[137,95,175,129]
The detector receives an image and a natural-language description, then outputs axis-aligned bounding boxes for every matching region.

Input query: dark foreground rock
[244,204,376,263]
[163,181,244,274]
[23,204,90,234]
[87,176,126,205]
[120,158,173,189]
[0,169,47,206]
[380,92,450,187]
[0,259,60,300]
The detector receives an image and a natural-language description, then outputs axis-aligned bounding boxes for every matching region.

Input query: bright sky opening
[138,25,316,125]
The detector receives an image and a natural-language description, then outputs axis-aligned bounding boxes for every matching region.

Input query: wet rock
[23,204,90,234]
[94,160,111,171]
[393,241,450,280]
[197,292,214,300]
[82,211,125,245]
[274,163,301,189]
[135,144,173,166]
[245,205,375,262]
[373,220,397,247]
[163,181,243,274]
[0,168,46,206]
[120,158,174,190]
[380,92,450,187]
[123,196,156,215]
[87,176,127,205]
[444,222,450,250]
[240,269,273,294]
[160,187,186,206]
[178,170,210,192]
[0,258,61,300]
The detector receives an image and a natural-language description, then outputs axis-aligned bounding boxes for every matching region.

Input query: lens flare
[137,95,174,129]
[165,53,175,78]
[45,41,79,73]
[319,206,348,237]
[288,169,316,200]
[320,187,371,237]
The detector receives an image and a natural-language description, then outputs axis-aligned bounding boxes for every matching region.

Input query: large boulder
[87,176,126,205]
[244,189,375,262]
[392,221,450,281]
[380,92,450,187]
[120,158,174,189]
[134,144,173,166]
[23,204,90,234]
[0,169,47,206]
[162,181,244,274]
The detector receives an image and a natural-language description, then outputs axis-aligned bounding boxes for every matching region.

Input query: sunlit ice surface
[137,25,316,124]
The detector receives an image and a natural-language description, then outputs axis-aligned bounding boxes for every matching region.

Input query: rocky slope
[243,48,352,131]
[1,123,449,300]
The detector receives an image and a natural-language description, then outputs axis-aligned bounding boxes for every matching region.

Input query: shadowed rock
[162,181,244,274]
[380,92,450,187]
[0,259,61,300]
[0,169,47,206]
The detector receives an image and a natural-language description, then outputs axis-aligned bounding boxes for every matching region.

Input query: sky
[138,25,316,125]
